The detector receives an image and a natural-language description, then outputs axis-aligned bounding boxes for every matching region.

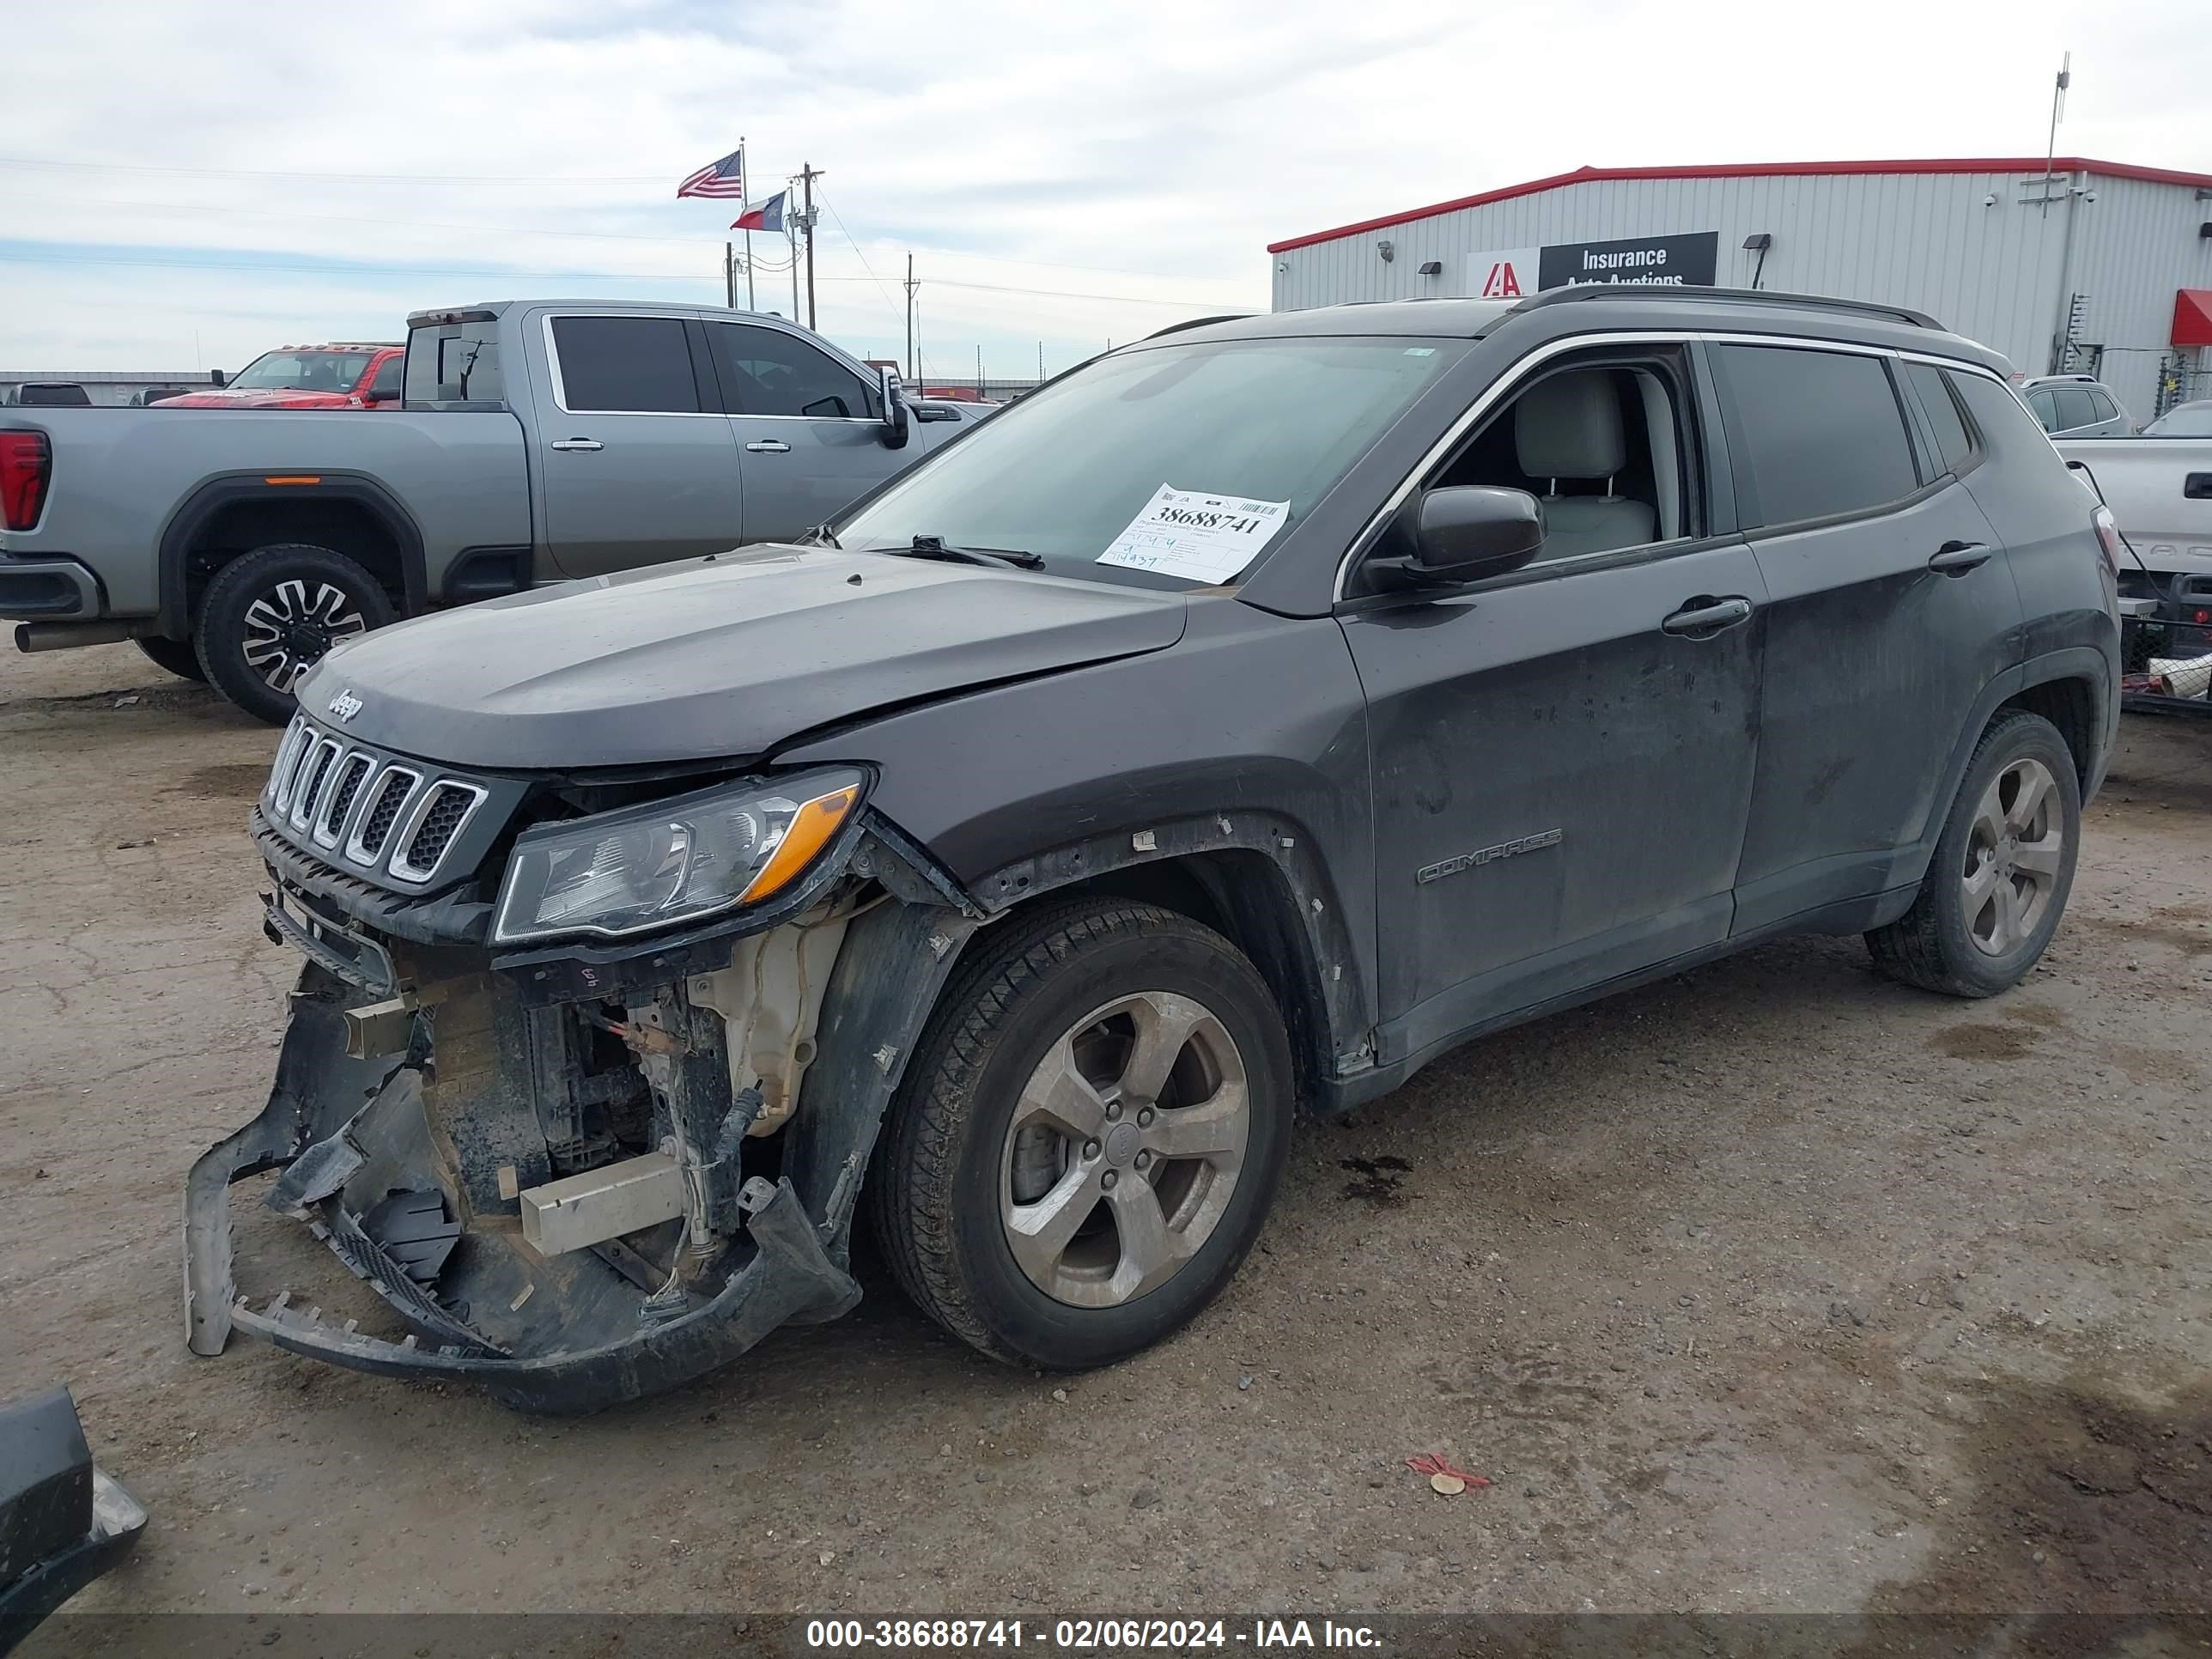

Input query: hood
[296,544,1188,770]
[158,388,359,409]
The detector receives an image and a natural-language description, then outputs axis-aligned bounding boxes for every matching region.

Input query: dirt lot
[3,641,2208,1621]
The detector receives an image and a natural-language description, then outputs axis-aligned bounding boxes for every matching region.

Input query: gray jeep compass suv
[190,286,2121,1412]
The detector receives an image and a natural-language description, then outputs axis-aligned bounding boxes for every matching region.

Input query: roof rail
[1516,284,1942,331]
[1141,313,1255,341]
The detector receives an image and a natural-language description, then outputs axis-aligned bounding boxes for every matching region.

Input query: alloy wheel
[1000,990,1250,1308]
[240,579,369,692]
[1960,756,2064,956]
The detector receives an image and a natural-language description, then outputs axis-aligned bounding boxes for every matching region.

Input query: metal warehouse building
[1268,158,2212,421]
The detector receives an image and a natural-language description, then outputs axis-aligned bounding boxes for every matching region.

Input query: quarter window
[708,323,873,419]
[1905,362,1973,476]
[2027,389,2062,431]
[550,316,701,414]
[1712,344,1918,528]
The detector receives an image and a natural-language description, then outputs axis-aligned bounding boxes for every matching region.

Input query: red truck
[159,343,404,410]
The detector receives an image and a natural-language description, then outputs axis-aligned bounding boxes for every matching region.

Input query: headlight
[492,769,863,945]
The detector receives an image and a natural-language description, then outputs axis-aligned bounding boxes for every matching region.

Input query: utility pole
[744,231,756,310]
[788,204,800,323]
[1036,341,1044,382]
[723,241,736,309]
[975,344,984,396]
[798,162,823,331]
[2041,51,2071,218]
[904,252,918,381]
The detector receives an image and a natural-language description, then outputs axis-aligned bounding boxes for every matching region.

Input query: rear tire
[134,635,206,682]
[1866,709,2080,997]
[870,898,1294,1370]
[193,544,394,725]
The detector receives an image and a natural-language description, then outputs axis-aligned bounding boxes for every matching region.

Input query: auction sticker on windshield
[1096,484,1289,585]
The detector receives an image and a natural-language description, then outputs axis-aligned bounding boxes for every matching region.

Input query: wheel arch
[1905,647,2111,884]
[155,472,427,639]
[969,816,1367,1115]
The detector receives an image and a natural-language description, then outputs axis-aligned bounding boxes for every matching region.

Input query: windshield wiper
[888,535,1044,570]
[798,523,841,548]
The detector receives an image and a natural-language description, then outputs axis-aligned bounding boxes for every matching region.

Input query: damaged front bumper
[185,838,975,1415]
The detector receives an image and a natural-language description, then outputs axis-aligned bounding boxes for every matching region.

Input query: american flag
[677,148,746,200]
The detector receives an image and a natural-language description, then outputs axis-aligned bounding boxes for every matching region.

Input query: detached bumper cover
[184,899,977,1414]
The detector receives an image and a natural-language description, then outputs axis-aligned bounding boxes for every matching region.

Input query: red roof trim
[1267,157,2212,254]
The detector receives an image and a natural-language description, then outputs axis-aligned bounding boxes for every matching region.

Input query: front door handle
[744,439,791,453]
[550,438,603,453]
[1660,595,1754,638]
[2184,472,2212,501]
[1927,539,1991,575]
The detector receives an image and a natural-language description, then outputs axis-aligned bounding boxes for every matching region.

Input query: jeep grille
[261,714,490,890]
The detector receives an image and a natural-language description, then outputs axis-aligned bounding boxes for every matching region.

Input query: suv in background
[2021,373,2132,437]
[158,343,404,410]
[186,285,2120,1413]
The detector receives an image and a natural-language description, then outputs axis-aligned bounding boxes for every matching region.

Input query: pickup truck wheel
[193,544,394,724]
[1866,709,2081,997]
[871,898,1293,1370]
[133,635,206,682]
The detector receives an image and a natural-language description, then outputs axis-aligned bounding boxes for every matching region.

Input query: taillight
[0,430,50,532]
[2091,505,2122,580]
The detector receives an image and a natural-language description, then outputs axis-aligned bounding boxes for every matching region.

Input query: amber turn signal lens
[740,784,860,903]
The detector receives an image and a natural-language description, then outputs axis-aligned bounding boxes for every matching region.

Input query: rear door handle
[1660,596,1754,637]
[744,439,791,453]
[550,438,603,453]
[2185,472,2212,501]
[1927,539,1991,575]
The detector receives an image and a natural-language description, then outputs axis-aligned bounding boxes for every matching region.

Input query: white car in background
[2022,374,2134,437]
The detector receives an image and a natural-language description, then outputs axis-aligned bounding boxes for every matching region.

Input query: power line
[0,155,664,186]
[0,189,723,247]
[817,192,906,331]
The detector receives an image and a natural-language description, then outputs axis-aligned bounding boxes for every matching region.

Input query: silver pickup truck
[0,300,963,720]
[2058,414,2212,700]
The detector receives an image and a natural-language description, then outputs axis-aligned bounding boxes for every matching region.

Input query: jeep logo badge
[327,690,364,723]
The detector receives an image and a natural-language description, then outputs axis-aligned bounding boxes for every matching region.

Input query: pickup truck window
[708,322,873,420]
[834,336,1462,589]
[228,350,365,393]
[550,316,702,414]
[363,356,402,403]
[405,321,504,408]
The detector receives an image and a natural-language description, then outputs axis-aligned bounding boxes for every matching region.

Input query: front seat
[1514,372,1656,557]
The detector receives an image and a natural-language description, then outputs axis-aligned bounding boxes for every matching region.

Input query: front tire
[1866,709,2081,997]
[134,635,207,682]
[871,899,1295,1370]
[193,544,395,724]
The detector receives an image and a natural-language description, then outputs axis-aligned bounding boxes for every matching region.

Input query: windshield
[225,350,369,392]
[2143,404,2212,437]
[835,336,1465,589]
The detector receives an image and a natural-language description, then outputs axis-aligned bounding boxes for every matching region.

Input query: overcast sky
[6,0,2206,380]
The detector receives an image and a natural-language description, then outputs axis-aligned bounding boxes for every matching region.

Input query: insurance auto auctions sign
[1468,231,1718,296]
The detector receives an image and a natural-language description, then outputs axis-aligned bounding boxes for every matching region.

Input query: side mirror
[209,369,227,387]
[1370,486,1545,591]
[878,365,910,450]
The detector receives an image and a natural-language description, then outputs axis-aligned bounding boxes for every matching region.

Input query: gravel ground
[2,641,2207,1620]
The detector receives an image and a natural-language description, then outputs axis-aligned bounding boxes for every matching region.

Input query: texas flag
[732,191,787,234]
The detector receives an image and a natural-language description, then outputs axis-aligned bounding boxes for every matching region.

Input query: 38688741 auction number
[806,1621,1030,1649]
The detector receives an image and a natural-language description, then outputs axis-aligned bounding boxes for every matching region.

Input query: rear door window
[2051,388,2100,433]
[2088,390,2119,423]
[1905,362,1974,476]
[550,316,702,414]
[404,320,504,407]
[1711,344,1919,528]
[707,323,875,419]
